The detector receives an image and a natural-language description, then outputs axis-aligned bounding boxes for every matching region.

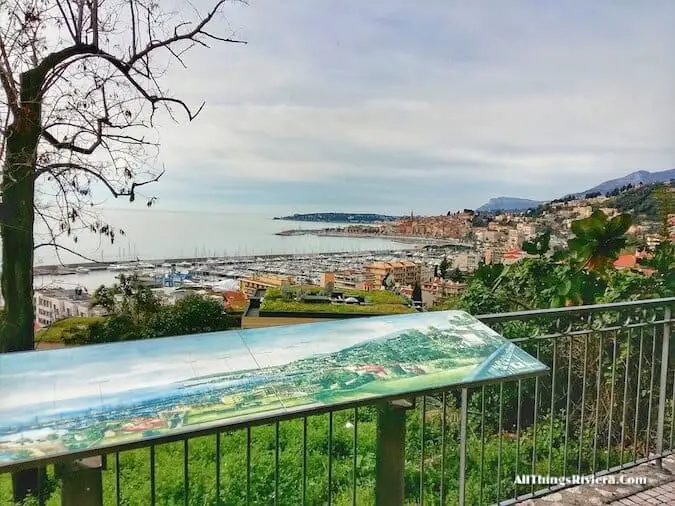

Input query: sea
[29,208,413,291]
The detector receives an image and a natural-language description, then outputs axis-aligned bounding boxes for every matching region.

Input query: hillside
[604,183,666,219]
[476,169,674,212]
[476,197,542,213]
[578,169,675,196]
[273,212,401,223]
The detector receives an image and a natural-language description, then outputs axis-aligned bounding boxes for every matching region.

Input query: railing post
[375,398,414,506]
[55,456,104,506]
[459,388,468,506]
[656,306,672,469]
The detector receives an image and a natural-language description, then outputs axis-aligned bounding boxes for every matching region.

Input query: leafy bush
[35,316,106,344]
[262,287,412,314]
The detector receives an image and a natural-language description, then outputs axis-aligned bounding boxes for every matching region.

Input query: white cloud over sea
[106,0,675,215]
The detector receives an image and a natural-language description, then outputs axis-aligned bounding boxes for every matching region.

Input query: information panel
[0,310,547,467]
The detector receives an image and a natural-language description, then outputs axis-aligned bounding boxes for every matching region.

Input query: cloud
[129,0,674,214]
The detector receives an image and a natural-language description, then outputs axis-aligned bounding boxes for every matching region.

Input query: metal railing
[1,297,673,505]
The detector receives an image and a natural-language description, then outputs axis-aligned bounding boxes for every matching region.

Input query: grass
[261,287,415,314]
[35,316,106,343]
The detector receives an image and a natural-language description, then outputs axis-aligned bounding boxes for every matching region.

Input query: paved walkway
[519,456,675,505]
[610,482,675,505]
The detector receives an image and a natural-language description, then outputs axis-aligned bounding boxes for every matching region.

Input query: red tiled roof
[222,291,248,309]
[613,254,636,269]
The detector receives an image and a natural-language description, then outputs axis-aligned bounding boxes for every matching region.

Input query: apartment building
[484,245,509,265]
[421,278,467,305]
[506,229,526,249]
[516,223,537,239]
[320,271,374,291]
[452,253,480,272]
[34,288,105,327]
[364,260,422,288]
[239,274,295,297]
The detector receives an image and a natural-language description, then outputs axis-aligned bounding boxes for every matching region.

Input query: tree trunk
[1,70,42,504]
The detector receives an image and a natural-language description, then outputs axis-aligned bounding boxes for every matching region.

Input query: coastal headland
[276,228,470,247]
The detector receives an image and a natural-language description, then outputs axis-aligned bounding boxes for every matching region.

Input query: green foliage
[446,267,465,282]
[91,273,161,322]
[262,287,413,314]
[35,316,106,344]
[521,230,550,257]
[143,295,237,338]
[605,182,666,218]
[567,210,631,272]
[439,257,449,278]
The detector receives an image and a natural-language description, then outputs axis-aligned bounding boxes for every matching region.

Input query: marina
[33,247,460,293]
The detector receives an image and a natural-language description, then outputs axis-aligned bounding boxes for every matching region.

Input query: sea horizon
[24,208,414,267]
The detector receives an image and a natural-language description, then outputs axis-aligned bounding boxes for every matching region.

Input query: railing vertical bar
[441,392,447,506]
[352,407,358,506]
[302,417,308,506]
[420,395,426,505]
[515,380,522,500]
[620,326,632,467]
[37,466,42,506]
[246,426,252,506]
[458,388,468,506]
[479,386,486,505]
[215,433,221,504]
[633,328,645,462]
[548,340,557,484]
[532,341,541,495]
[183,439,189,506]
[150,445,156,506]
[670,368,675,451]
[275,421,280,506]
[592,334,603,475]
[577,335,588,475]
[670,369,675,451]
[115,452,121,506]
[656,306,672,467]
[645,324,657,458]
[563,335,573,476]
[327,413,333,506]
[607,331,618,470]
[497,382,504,501]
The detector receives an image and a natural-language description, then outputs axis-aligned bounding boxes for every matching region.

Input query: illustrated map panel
[0,310,547,467]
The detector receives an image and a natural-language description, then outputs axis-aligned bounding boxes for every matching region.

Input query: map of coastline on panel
[0,310,547,466]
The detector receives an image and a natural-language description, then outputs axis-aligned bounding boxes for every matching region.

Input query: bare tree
[0,0,245,500]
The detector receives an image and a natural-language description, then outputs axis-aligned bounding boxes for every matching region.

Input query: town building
[452,253,480,272]
[320,271,374,291]
[239,273,296,296]
[502,248,528,265]
[421,278,467,306]
[572,206,593,219]
[646,234,663,250]
[613,254,637,270]
[34,288,106,327]
[506,229,526,249]
[364,260,422,288]
[484,245,509,265]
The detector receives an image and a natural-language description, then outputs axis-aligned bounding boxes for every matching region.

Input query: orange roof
[613,254,636,269]
[222,291,248,309]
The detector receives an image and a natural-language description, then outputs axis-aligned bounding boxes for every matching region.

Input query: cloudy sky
[122,0,674,216]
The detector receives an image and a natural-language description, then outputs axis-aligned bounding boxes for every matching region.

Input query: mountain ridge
[476,169,674,212]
